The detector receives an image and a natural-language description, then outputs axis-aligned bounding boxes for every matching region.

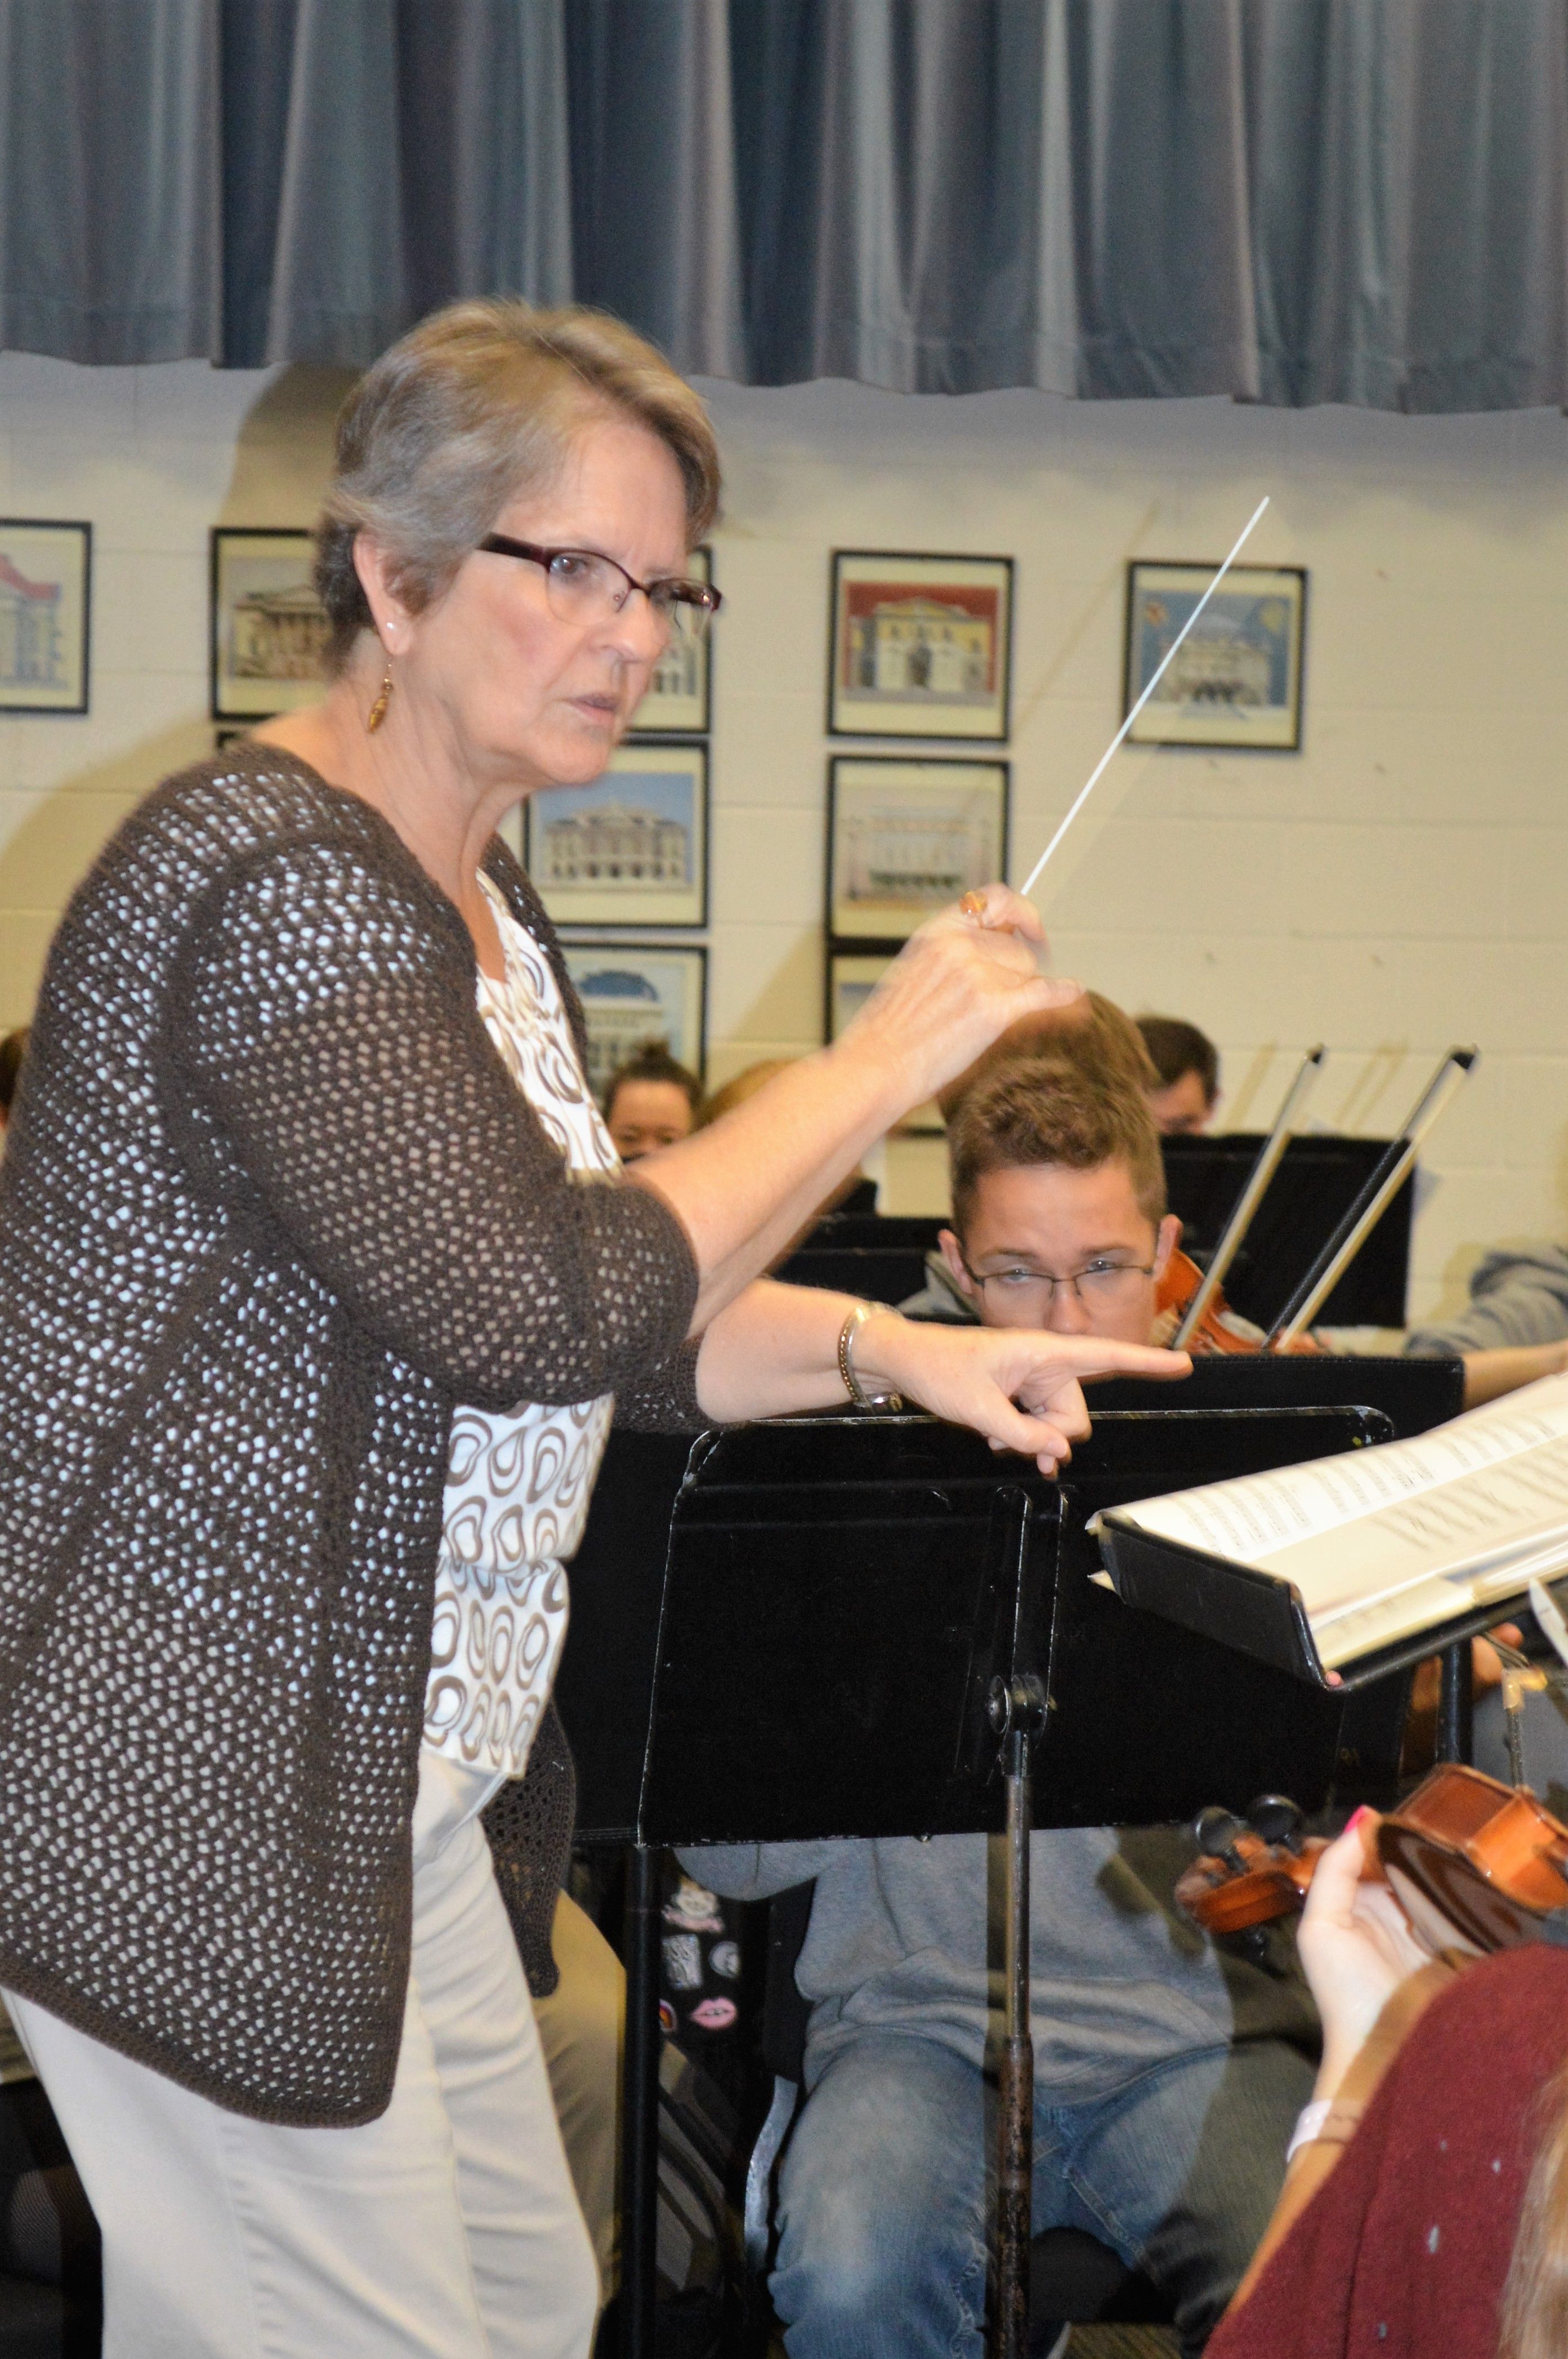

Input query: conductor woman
[0,301,1183,2359]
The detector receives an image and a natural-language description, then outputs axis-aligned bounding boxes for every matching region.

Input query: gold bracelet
[837,1303,904,1412]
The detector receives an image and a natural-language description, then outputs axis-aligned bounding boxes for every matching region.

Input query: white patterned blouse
[421,874,620,1779]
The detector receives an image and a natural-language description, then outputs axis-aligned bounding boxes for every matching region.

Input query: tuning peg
[1247,1795,1304,1853]
[1194,1806,1248,1870]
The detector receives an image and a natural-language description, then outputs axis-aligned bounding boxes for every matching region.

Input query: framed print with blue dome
[557,942,707,1104]
[1123,561,1306,751]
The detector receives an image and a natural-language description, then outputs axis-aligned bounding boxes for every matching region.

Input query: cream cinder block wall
[3,353,1567,1322]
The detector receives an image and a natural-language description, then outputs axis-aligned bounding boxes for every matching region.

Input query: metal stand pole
[1436,1640,1474,1766]
[620,1844,661,2359]
[990,1673,1046,2359]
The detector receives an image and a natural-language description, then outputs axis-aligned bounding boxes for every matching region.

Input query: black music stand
[1161,1132,1414,1328]
[1090,1349,1462,1441]
[557,1403,1396,2357]
[774,1210,943,1306]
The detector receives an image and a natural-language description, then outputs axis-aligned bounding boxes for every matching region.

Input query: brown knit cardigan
[0,746,703,2126]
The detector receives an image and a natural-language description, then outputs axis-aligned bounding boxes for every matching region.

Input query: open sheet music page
[1107,1373,1568,1668]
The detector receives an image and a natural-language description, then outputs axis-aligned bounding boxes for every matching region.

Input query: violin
[1156,1044,1325,1358]
[1155,1248,1319,1358]
[1176,1764,1568,1959]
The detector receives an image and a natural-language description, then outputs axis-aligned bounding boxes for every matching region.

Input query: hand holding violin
[1296,1813,1437,2096]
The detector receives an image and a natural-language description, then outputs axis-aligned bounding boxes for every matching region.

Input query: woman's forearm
[694,1279,884,1421]
[694,1284,1189,1449]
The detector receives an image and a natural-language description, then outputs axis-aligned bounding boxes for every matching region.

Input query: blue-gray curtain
[2,0,1566,408]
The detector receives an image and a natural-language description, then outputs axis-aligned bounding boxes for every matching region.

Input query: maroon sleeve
[1208,1946,1568,2359]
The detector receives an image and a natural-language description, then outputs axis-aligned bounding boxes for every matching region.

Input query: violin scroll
[1176,1794,1328,1936]
[1248,1795,1307,1852]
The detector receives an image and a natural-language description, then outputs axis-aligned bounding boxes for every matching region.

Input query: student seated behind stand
[682,1050,1317,2359]
[923,1030,1562,1417]
[1137,1014,1220,1136]
[601,1039,701,1162]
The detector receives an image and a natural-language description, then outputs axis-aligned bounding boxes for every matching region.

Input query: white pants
[5,1749,598,2359]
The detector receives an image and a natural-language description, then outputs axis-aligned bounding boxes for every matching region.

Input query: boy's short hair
[601,1040,702,1122]
[936,989,1157,1126]
[948,1051,1168,1236]
[1136,1015,1219,1106]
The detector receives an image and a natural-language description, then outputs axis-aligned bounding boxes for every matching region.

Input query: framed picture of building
[827,756,1009,943]
[558,942,707,1103]
[627,545,712,735]
[0,520,91,714]
[825,950,942,1132]
[522,742,708,929]
[828,551,1012,741]
[1123,561,1307,750]
[211,528,331,720]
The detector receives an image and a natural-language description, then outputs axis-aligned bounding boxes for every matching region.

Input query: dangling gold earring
[366,666,393,734]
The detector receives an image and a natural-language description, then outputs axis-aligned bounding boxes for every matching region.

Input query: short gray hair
[314,300,722,674]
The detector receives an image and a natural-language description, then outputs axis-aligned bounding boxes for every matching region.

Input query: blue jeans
[771,2031,1312,2359]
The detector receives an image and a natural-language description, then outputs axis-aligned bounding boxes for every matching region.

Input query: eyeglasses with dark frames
[477,534,721,643]
[959,1254,1157,1313]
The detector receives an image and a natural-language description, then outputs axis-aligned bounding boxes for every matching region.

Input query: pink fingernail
[1346,1806,1371,1831]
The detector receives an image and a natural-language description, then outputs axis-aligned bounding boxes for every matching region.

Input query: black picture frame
[626,545,714,737]
[0,519,91,715]
[828,550,1013,742]
[556,939,708,1102]
[826,753,1010,946]
[210,527,329,722]
[524,741,709,930]
[1122,560,1308,752]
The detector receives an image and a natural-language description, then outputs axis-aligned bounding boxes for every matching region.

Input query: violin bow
[1172,1044,1325,1350]
[1018,496,1271,903]
[1266,1046,1478,1346]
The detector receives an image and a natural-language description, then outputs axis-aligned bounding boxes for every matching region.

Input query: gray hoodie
[1405,1246,1568,1355]
[680,1828,1315,2102]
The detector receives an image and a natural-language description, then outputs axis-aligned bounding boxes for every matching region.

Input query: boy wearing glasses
[916,1052,1184,1346]
[682,1045,1315,2359]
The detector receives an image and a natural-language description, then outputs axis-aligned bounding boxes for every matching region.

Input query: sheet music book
[1095,1372,1568,1671]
